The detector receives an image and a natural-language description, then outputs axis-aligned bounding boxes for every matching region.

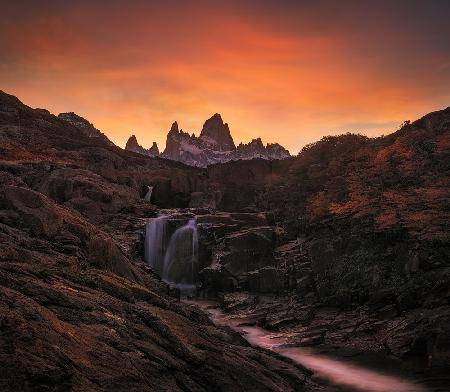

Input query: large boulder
[0,185,139,282]
[198,266,238,296]
[220,226,275,276]
[0,185,63,237]
[195,214,278,295]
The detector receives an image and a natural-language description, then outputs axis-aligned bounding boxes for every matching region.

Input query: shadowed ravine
[189,301,428,392]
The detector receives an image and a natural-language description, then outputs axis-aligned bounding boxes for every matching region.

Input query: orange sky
[1,1,449,154]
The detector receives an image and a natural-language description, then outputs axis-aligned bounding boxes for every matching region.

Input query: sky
[1,0,449,154]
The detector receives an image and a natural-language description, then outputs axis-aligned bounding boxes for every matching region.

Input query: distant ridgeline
[125,113,291,167]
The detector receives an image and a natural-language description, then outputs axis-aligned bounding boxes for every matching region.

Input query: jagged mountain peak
[125,134,159,157]
[249,138,264,148]
[199,113,235,151]
[204,113,224,126]
[125,134,139,148]
[169,121,179,134]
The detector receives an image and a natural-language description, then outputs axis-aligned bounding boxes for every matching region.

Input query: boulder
[220,227,275,276]
[0,185,63,237]
[0,185,140,283]
[198,266,238,296]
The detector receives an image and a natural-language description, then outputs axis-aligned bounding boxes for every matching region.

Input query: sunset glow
[1,0,449,153]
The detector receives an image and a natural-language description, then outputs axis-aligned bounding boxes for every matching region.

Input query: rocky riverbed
[188,300,431,392]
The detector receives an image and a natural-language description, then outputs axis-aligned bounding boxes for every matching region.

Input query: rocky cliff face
[125,113,290,167]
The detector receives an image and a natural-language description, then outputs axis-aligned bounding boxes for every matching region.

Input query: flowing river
[189,301,428,392]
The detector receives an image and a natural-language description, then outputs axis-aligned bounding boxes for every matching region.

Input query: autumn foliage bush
[267,109,450,242]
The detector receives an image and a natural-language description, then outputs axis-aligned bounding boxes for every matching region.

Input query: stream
[189,301,428,392]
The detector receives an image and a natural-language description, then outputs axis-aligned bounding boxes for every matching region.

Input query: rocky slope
[125,113,290,167]
[58,112,113,145]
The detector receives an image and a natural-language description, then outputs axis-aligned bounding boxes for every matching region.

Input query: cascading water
[144,186,153,202]
[162,219,198,294]
[144,215,199,297]
[144,215,167,274]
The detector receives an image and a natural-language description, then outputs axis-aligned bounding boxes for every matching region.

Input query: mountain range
[125,113,291,167]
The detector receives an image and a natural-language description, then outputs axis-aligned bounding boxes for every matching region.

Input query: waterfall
[144,186,153,202]
[144,215,199,297]
[162,219,198,286]
[144,215,167,274]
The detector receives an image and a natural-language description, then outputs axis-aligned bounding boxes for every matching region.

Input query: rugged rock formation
[194,212,277,295]
[58,112,113,145]
[199,113,235,151]
[125,134,159,157]
[125,114,291,167]
[162,121,208,166]
[266,142,291,160]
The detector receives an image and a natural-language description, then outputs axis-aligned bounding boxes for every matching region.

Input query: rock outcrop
[193,212,278,295]
[199,113,235,151]
[58,112,113,145]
